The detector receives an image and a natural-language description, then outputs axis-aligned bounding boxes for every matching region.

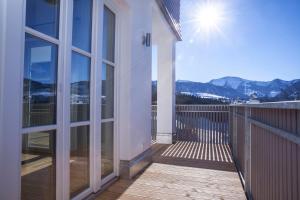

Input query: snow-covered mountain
[175,80,247,99]
[209,77,246,90]
[208,77,296,98]
[153,77,300,101]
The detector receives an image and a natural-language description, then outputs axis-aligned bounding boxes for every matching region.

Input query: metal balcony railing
[230,102,300,200]
[152,102,300,200]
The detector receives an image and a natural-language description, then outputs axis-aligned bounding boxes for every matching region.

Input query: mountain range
[153,77,300,101]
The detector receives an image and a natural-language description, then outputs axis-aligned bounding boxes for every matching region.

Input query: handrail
[249,117,300,145]
[230,103,300,199]
[230,100,300,109]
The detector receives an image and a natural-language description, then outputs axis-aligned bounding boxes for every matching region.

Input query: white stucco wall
[0,0,5,196]
[119,0,177,160]
[152,1,177,144]
[118,0,178,158]
[118,0,153,161]
[0,0,24,199]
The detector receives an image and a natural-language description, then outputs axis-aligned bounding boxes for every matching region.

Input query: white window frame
[66,0,96,199]
[99,0,121,187]
[1,0,123,199]
[22,0,65,199]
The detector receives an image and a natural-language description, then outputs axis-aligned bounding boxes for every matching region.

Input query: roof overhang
[156,0,182,41]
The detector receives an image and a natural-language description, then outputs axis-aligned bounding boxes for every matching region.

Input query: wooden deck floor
[95,142,246,200]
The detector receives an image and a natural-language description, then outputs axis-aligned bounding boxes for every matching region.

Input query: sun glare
[192,1,230,41]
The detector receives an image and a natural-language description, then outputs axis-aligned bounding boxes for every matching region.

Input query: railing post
[229,107,232,148]
[232,107,238,158]
[244,107,252,199]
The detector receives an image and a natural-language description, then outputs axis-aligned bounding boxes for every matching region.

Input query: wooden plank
[258,126,262,199]
[263,128,267,200]
[291,109,297,134]
[249,118,300,145]
[267,129,270,200]
[279,137,284,200]
[270,132,275,200]
[96,144,246,200]
[297,110,300,136]
[298,144,300,200]
[254,126,257,200]
[250,126,255,199]
[287,140,292,200]
[291,143,297,200]
[276,134,281,200]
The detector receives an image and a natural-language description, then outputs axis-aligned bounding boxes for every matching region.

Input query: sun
[192,1,230,41]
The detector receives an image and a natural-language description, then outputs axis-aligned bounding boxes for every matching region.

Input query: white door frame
[99,0,121,187]
[0,0,123,199]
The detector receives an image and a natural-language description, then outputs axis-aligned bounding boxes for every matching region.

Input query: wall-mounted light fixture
[143,33,151,47]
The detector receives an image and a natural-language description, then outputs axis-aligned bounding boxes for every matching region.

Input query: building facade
[0,0,180,199]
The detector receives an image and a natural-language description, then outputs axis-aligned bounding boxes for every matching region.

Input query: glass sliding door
[21,131,56,200]
[101,121,114,178]
[70,126,90,198]
[23,34,58,127]
[22,1,59,199]
[22,0,119,198]
[101,5,116,181]
[69,0,93,198]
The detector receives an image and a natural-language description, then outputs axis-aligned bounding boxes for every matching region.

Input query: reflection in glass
[72,0,92,52]
[23,33,58,128]
[101,122,114,178]
[70,126,90,198]
[102,6,115,62]
[21,131,56,200]
[102,63,114,119]
[26,0,60,38]
[71,52,90,122]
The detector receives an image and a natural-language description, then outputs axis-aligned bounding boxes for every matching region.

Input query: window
[69,0,93,196]
[23,34,58,128]
[71,52,91,122]
[26,0,60,38]
[101,6,116,180]
[72,0,92,52]
[101,63,114,119]
[21,0,118,198]
[102,6,116,62]
[101,122,114,178]
[70,126,90,198]
[22,1,60,198]
[21,131,56,200]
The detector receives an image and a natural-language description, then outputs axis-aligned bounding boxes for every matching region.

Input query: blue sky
[153,0,300,82]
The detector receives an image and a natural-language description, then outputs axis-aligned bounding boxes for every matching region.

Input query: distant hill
[262,79,300,101]
[209,77,294,98]
[152,77,300,101]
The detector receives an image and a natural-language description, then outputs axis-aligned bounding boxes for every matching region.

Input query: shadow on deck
[153,141,235,172]
[94,142,246,200]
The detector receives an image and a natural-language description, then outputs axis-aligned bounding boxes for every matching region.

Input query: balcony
[94,101,300,200]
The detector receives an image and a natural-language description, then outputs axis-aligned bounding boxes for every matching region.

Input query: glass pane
[101,122,114,178]
[72,0,92,52]
[102,6,115,62]
[101,63,114,119]
[26,0,60,38]
[70,126,90,198]
[71,52,90,122]
[21,131,56,200]
[23,33,58,128]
